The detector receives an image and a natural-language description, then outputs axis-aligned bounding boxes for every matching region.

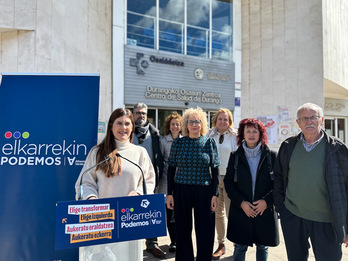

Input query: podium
[55,194,167,260]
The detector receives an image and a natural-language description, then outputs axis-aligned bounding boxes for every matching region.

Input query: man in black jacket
[273,103,348,261]
[132,103,165,259]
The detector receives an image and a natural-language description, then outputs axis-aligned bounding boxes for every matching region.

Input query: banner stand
[0,73,100,261]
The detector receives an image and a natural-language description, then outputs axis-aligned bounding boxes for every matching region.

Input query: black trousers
[166,206,176,244]
[280,206,342,261]
[174,183,215,261]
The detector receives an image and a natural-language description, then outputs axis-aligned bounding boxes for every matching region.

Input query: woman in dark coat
[224,118,279,261]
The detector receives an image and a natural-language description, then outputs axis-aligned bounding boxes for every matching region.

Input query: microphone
[77,155,112,200]
[116,153,147,195]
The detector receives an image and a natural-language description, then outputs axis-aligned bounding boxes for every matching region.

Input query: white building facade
[1,0,347,143]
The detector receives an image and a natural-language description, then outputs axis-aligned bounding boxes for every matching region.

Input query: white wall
[233,0,242,127]
[323,0,348,96]
[113,0,126,109]
[241,0,324,123]
[0,0,36,31]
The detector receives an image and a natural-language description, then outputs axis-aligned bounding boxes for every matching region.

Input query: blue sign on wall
[0,73,100,260]
[55,194,167,250]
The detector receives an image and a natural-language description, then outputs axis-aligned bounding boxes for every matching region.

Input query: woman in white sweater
[75,108,155,261]
[207,108,237,260]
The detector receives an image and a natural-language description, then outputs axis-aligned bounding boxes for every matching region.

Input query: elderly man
[273,103,348,261]
[132,103,165,259]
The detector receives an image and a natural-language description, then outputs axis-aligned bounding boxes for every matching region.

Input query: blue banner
[55,194,167,250]
[0,73,99,261]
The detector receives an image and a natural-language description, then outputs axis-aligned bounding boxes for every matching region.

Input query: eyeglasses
[187,120,201,126]
[298,116,321,123]
[135,111,147,116]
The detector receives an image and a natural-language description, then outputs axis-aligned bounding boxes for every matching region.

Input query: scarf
[135,121,150,143]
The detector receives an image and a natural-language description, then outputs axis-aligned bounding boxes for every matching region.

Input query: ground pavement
[143,223,348,261]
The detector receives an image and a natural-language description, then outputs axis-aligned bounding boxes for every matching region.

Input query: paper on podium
[55,194,167,250]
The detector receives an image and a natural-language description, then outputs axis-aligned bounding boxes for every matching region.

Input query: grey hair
[133,103,148,112]
[296,103,324,119]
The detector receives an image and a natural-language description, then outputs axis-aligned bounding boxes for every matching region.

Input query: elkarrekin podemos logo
[1,131,87,166]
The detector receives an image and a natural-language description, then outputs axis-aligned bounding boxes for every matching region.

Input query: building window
[126,0,233,61]
[127,0,156,48]
[325,117,346,144]
[187,0,210,58]
[127,107,224,135]
[159,0,185,54]
[212,0,233,60]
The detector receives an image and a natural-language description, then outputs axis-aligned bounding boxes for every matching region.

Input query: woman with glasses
[166,107,220,261]
[159,112,183,253]
[224,118,279,261]
[207,108,237,260]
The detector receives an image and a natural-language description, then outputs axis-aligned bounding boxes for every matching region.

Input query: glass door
[324,117,346,144]
[324,118,335,136]
[337,118,346,143]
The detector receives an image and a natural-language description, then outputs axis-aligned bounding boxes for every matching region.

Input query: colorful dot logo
[4,131,30,139]
[121,207,134,213]
[13,131,21,139]
[5,131,12,139]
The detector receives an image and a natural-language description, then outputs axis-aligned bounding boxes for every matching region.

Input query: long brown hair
[96,108,135,177]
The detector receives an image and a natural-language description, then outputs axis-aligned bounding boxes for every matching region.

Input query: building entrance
[149,108,219,136]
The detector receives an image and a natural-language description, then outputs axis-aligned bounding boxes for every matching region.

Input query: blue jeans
[233,244,268,261]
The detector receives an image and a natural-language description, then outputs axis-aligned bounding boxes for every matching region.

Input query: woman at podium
[75,108,155,260]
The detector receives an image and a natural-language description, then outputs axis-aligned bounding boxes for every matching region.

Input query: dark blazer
[273,131,348,243]
[224,145,279,247]
[148,123,164,188]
